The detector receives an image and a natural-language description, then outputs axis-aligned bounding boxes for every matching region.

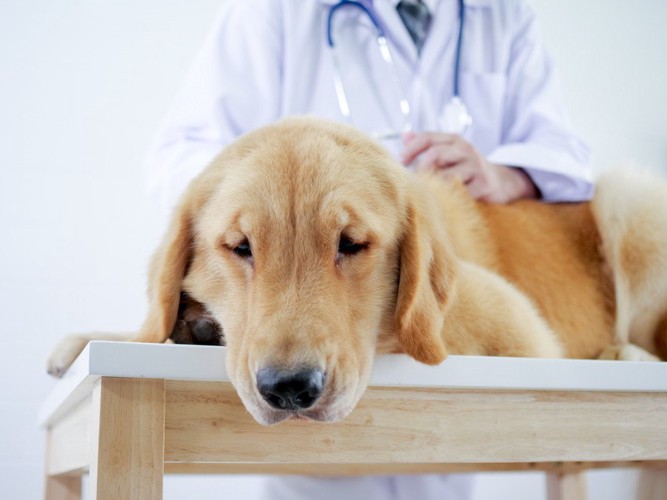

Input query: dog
[48,117,667,425]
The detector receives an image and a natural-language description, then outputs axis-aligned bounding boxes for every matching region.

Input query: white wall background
[1,0,665,499]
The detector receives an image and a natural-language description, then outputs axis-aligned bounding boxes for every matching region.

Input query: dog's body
[429,179,614,359]
[49,118,667,424]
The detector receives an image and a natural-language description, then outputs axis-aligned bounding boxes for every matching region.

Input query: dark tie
[396,0,432,54]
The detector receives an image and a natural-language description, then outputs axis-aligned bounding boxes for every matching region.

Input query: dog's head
[140,118,458,424]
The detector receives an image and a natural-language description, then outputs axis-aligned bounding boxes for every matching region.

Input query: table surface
[40,341,667,426]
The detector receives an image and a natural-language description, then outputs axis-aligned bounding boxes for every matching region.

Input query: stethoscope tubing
[327,1,386,47]
[453,0,464,97]
[327,0,465,99]
[327,0,471,136]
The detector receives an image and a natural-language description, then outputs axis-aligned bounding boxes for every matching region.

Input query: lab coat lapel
[418,0,457,74]
[373,0,421,64]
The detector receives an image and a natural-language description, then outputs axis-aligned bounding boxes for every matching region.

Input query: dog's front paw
[170,292,225,346]
[47,334,91,377]
[598,343,660,362]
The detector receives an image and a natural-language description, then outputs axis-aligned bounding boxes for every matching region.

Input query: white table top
[40,341,667,426]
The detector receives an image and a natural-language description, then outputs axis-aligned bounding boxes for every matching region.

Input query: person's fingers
[400,132,459,165]
[464,173,491,200]
[401,130,417,144]
[415,143,467,171]
[434,162,477,186]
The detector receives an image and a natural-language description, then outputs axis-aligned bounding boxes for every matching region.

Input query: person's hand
[400,131,538,204]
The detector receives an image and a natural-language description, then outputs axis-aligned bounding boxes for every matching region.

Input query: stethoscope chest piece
[439,96,473,135]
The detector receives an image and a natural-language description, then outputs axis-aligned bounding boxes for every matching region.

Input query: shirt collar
[392,0,439,12]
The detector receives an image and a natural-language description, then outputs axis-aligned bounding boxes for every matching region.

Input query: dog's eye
[229,239,252,259]
[337,235,368,257]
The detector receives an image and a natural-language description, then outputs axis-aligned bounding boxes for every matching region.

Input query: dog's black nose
[256,367,325,410]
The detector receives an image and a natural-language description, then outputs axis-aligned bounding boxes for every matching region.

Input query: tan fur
[592,168,667,357]
[48,117,667,424]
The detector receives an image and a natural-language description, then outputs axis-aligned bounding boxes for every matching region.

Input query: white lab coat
[145,0,594,212]
[260,474,475,500]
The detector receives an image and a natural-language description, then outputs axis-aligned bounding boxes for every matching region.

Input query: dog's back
[423,169,667,360]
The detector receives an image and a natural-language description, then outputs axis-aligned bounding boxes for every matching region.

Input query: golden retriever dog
[48,117,667,425]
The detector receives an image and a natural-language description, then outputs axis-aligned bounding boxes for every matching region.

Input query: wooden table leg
[44,475,81,500]
[637,467,667,500]
[88,378,165,500]
[546,471,588,500]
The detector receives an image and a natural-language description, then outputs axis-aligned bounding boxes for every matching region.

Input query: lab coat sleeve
[486,1,594,202]
[143,0,284,213]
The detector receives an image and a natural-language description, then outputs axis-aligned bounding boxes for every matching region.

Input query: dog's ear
[395,187,458,365]
[132,199,195,344]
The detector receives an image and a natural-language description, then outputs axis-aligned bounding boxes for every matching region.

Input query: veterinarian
[145,0,594,212]
[144,1,593,498]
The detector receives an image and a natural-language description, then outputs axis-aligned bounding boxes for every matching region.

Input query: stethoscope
[326,0,472,139]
